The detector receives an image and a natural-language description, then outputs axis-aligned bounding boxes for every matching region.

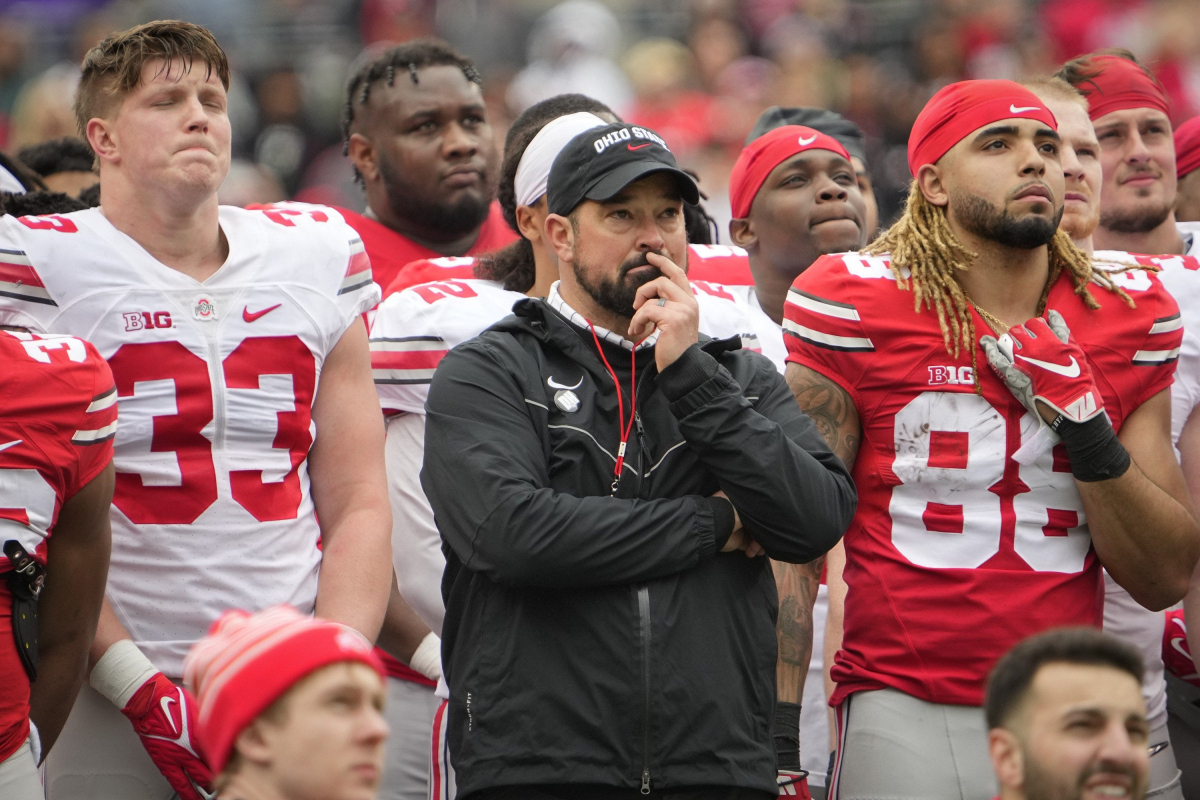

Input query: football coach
[421,122,857,800]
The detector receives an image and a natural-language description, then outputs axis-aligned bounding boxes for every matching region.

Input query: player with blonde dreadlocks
[864,176,1129,372]
[777,78,1199,799]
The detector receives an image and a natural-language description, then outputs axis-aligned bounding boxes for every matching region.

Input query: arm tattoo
[786,365,860,470]
[774,557,823,703]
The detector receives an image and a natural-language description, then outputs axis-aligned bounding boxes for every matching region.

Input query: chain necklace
[966,299,1010,335]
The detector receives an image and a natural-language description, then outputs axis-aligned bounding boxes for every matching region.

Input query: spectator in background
[986,628,1150,800]
[623,39,712,159]
[184,606,389,800]
[16,136,96,197]
[688,14,749,93]
[506,0,632,117]
[1173,116,1200,223]
[340,40,515,296]
[7,64,78,151]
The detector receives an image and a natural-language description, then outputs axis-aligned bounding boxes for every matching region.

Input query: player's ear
[515,203,542,244]
[87,118,119,167]
[728,218,758,252]
[987,727,1023,790]
[346,133,379,184]
[916,163,949,208]
[544,212,575,265]
[234,718,275,767]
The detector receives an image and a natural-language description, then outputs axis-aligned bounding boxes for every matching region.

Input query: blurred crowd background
[2,0,1197,235]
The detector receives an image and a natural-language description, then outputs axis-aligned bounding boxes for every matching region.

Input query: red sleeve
[782,253,882,403]
[1130,274,1183,408]
[68,344,117,496]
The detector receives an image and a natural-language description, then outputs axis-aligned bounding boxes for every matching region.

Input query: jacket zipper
[630,358,655,793]
[638,584,652,794]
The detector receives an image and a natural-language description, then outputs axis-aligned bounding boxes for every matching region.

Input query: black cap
[747,107,868,167]
[546,123,700,216]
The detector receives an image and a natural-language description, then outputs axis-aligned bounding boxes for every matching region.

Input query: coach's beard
[953,189,1063,250]
[573,251,664,320]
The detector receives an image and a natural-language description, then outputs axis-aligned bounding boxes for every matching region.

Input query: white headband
[514,112,607,208]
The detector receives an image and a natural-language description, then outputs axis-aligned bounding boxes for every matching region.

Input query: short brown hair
[73,20,230,136]
[985,627,1143,730]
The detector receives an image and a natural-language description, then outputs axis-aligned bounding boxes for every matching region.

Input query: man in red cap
[1173,116,1200,223]
[1057,50,1197,257]
[783,78,1198,798]
[184,605,389,800]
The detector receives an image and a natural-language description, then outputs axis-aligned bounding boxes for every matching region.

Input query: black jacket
[422,298,856,797]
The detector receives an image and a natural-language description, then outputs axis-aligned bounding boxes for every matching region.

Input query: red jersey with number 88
[0,329,116,761]
[0,205,380,678]
[784,252,1181,706]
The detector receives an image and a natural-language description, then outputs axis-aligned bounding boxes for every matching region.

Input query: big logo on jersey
[108,337,315,525]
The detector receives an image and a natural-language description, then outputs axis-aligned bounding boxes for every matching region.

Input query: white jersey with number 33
[0,205,380,677]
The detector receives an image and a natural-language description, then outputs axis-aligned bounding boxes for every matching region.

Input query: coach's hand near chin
[628,252,699,370]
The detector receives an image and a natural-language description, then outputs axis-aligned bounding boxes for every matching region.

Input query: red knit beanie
[183,605,385,773]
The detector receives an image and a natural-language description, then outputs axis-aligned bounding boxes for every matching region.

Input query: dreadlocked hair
[342,39,481,181]
[864,184,1133,390]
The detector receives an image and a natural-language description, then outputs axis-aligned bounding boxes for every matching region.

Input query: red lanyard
[587,322,636,490]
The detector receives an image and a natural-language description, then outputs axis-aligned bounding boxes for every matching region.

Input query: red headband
[184,606,385,773]
[729,125,851,219]
[908,80,1058,176]
[1074,54,1170,121]
[1175,116,1200,178]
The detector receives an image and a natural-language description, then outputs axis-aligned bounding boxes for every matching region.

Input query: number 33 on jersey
[0,206,380,676]
[783,252,1182,708]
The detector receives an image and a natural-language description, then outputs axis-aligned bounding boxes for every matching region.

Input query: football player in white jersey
[0,22,392,800]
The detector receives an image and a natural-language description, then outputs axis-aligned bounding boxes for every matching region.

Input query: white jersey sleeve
[1100,250,1200,450]
[369,277,525,415]
[247,203,381,339]
[0,215,74,331]
[691,280,761,354]
[385,412,446,634]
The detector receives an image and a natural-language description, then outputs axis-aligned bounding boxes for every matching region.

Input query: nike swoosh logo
[547,375,583,391]
[627,143,652,151]
[1016,353,1081,378]
[0,440,21,453]
[144,688,203,759]
[161,695,178,735]
[1010,104,1040,113]
[242,303,281,323]
[797,135,817,146]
